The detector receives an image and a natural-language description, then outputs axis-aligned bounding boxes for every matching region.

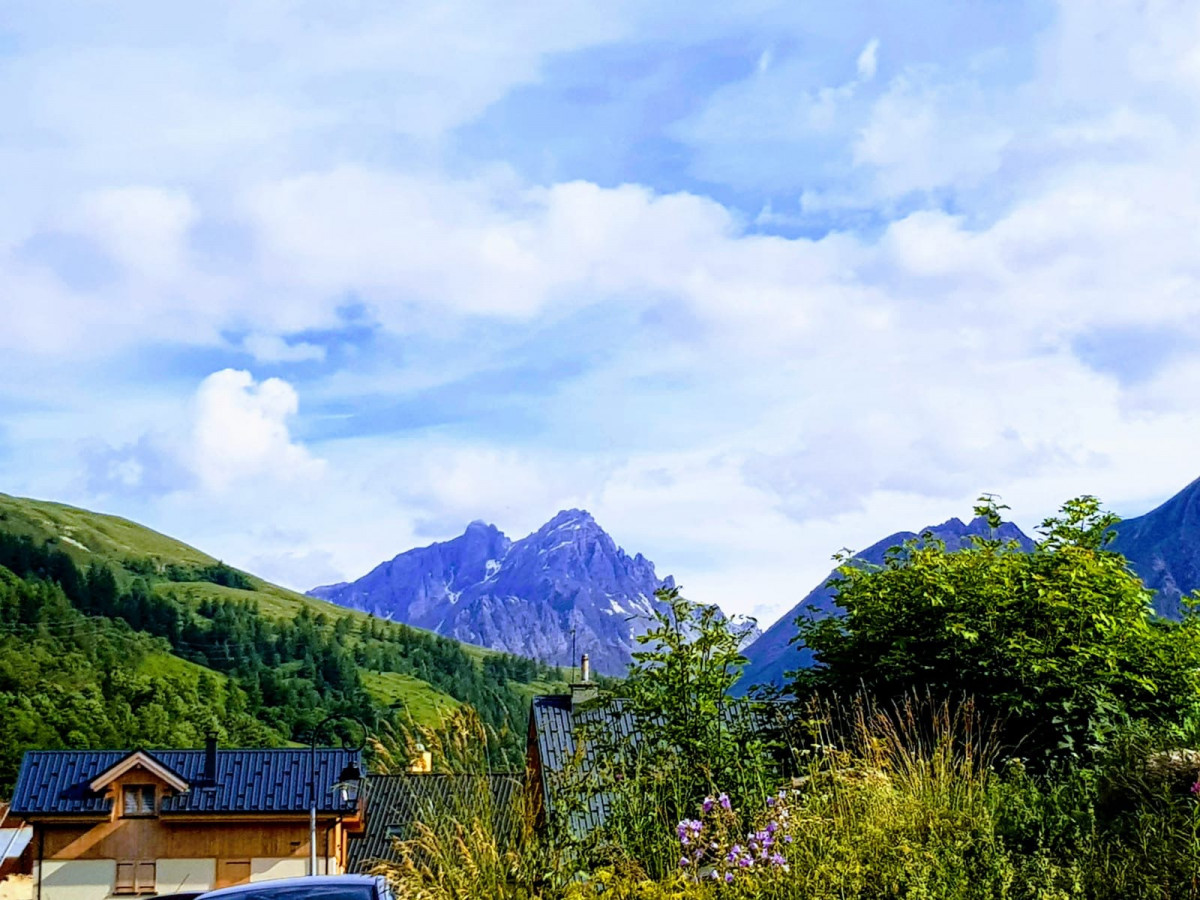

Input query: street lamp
[308,714,366,876]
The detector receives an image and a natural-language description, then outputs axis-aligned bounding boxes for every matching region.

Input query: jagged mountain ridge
[1112,476,1200,621]
[738,516,1036,692]
[310,509,676,675]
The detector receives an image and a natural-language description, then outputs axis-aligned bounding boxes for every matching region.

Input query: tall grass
[371,695,1200,900]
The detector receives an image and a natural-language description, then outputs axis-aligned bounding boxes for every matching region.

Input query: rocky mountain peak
[309,509,679,675]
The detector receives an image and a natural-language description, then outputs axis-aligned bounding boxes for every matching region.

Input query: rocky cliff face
[738,517,1035,692]
[1112,476,1200,621]
[310,510,675,675]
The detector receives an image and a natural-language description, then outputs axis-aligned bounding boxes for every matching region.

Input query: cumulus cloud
[189,369,324,492]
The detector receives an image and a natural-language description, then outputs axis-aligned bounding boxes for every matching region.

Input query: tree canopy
[789,496,1200,765]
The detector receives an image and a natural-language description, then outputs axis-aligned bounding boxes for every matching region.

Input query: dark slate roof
[347,773,524,872]
[528,694,798,833]
[12,749,362,817]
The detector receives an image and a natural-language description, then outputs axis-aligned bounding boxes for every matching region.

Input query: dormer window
[122,784,156,817]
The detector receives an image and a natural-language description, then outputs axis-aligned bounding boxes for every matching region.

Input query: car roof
[199,875,385,899]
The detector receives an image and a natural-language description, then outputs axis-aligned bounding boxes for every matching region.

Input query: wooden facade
[14,747,363,900]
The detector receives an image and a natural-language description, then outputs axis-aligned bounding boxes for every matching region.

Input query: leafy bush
[792,496,1200,768]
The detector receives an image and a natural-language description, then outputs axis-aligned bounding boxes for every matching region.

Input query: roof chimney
[409,742,433,774]
[204,732,218,784]
[570,653,597,711]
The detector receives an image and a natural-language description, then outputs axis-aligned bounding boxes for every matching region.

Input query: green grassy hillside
[0,493,429,631]
[0,492,464,726]
[0,493,569,768]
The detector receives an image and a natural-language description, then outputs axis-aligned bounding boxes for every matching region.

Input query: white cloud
[242,333,327,363]
[189,369,324,491]
[9,0,1200,632]
[856,39,880,81]
[853,73,1012,198]
[72,187,196,281]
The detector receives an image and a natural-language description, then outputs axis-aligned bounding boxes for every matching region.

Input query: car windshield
[217,887,374,900]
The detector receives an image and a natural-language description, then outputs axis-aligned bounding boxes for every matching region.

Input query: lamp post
[308,714,366,876]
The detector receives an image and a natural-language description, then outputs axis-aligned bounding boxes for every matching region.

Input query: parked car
[189,875,395,900]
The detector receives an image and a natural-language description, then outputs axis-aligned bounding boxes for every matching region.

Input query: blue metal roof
[528,694,799,832]
[347,773,524,872]
[529,695,636,833]
[12,748,362,817]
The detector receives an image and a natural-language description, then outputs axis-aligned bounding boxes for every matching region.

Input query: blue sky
[3,0,1200,627]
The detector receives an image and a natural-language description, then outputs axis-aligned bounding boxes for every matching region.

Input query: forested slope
[0,494,567,789]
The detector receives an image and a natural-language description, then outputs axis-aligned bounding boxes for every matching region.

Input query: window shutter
[115,863,135,894]
[135,862,156,894]
[140,786,155,814]
[123,789,138,816]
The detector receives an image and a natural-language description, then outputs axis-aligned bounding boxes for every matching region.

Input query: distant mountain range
[311,476,1200,688]
[737,517,1035,692]
[309,509,680,675]
[739,475,1200,691]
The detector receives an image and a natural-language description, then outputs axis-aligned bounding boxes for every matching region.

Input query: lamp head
[335,760,362,804]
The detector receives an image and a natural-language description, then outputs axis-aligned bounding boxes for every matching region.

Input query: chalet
[347,774,523,873]
[12,738,363,900]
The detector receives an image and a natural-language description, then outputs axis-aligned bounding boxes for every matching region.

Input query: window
[114,861,156,895]
[122,785,156,817]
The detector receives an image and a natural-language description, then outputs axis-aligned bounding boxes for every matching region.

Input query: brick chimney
[570,653,597,710]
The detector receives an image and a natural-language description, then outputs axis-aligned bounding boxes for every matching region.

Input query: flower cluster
[675,789,794,886]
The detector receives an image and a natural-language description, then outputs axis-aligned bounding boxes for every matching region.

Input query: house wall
[249,858,307,882]
[155,858,215,893]
[0,875,33,900]
[35,818,348,899]
[38,819,323,861]
[525,717,547,827]
[37,860,114,900]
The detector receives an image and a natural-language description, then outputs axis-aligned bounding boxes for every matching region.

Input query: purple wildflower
[679,857,689,868]
[703,796,715,813]
[1192,780,1200,796]
[710,870,720,881]
[783,835,793,844]
[770,853,786,867]
[718,792,731,811]
[725,873,734,884]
